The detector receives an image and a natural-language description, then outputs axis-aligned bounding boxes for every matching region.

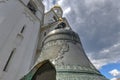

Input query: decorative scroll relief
[40,40,69,65]
[43,40,67,50]
[52,40,69,65]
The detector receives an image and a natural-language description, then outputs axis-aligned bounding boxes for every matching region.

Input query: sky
[43,0,120,80]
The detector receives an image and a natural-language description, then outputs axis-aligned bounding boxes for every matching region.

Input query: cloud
[0,16,5,24]
[88,42,120,69]
[109,69,120,77]
[57,0,63,5]
[63,7,71,16]
[88,56,108,69]
[110,78,117,80]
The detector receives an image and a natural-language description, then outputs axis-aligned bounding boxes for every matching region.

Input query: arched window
[27,2,36,14]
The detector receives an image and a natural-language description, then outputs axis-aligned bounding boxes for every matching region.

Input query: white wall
[0,0,44,80]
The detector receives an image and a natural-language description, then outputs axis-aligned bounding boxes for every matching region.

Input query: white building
[0,0,44,80]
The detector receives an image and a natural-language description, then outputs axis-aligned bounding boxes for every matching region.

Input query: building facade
[0,0,44,80]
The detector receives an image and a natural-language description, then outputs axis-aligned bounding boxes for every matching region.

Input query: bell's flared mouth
[20,60,56,80]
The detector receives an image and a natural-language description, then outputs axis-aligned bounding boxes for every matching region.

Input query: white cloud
[88,42,120,69]
[110,78,117,80]
[43,0,57,12]
[109,69,120,77]
[88,56,107,69]
[57,0,63,5]
[84,0,105,14]
[63,7,71,16]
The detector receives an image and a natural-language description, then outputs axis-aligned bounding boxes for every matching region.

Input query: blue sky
[100,63,120,79]
[43,0,120,80]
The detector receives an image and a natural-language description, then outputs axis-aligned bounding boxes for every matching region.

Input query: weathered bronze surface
[20,60,56,80]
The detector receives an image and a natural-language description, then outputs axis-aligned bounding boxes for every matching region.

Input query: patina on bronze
[20,60,56,80]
